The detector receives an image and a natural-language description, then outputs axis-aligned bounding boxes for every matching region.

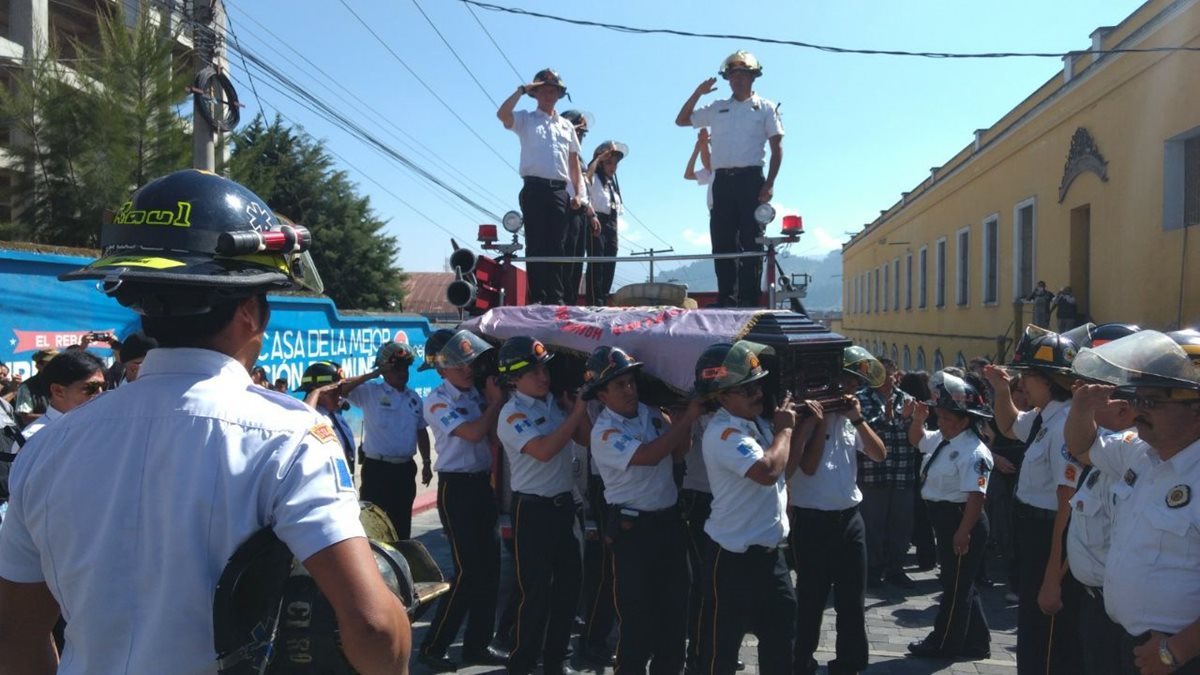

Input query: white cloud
[772,203,842,255]
[681,227,710,247]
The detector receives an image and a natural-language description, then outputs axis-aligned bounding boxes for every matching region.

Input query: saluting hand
[910,401,930,426]
[981,364,1011,389]
[1072,383,1116,413]
[695,77,718,97]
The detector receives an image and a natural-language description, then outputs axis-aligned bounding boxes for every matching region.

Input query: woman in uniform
[904,371,994,660]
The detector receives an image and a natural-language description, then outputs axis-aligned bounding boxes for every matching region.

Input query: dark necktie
[1022,412,1044,453]
[920,439,952,485]
[328,411,356,466]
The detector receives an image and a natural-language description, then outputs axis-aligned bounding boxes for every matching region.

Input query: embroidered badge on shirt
[1065,465,1077,482]
[309,423,337,445]
[1124,468,1138,486]
[720,427,740,441]
[507,412,533,434]
[1060,443,1072,461]
[735,440,756,457]
[1166,485,1191,509]
[331,456,355,492]
[949,450,959,460]
[430,402,448,413]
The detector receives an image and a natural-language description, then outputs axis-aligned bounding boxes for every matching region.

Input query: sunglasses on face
[80,381,104,395]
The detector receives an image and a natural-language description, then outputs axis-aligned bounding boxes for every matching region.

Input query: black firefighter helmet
[296,361,344,393]
[417,329,456,372]
[582,346,643,400]
[496,336,554,382]
[213,528,414,675]
[1008,325,1079,376]
[60,170,322,317]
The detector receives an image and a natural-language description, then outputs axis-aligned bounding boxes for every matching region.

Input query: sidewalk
[406,506,1018,675]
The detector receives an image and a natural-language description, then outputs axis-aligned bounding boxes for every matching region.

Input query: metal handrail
[506,251,767,263]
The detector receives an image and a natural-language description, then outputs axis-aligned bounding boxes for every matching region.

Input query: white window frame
[1163,125,1200,231]
[1013,197,1037,301]
[982,214,999,305]
[955,226,970,307]
[918,246,928,309]
[935,237,947,309]
[905,252,913,310]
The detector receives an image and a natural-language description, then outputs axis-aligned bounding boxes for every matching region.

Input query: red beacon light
[781,215,803,235]
[477,224,498,245]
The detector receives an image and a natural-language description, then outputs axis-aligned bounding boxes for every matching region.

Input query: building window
[956,351,967,368]
[893,257,900,310]
[882,262,889,312]
[1163,128,1200,230]
[874,267,881,313]
[905,253,913,310]
[880,341,888,358]
[934,349,945,371]
[866,272,872,313]
[935,237,947,308]
[916,347,927,371]
[956,226,970,307]
[891,344,898,363]
[983,215,999,304]
[1014,198,1036,300]
[903,345,911,370]
[918,246,928,309]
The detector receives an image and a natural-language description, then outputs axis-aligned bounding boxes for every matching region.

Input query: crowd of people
[499,50,784,308]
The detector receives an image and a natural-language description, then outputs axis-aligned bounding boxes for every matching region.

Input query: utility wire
[463,0,525,82]
[336,0,520,174]
[410,0,499,107]
[220,1,513,213]
[460,0,1200,59]
[222,1,264,122]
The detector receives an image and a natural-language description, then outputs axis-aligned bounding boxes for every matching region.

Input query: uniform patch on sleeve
[601,428,622,442]
[720,427,740,441]
[1065,465,1077,482]
[736,440,756,457]
[508,412,532,434]
[309,423,337,445]
[430,402,449,413]
[331,456,355,492]
[1060,443,1072,461]
[506,412,527,424]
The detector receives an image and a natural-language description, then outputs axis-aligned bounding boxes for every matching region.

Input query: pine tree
[227,115,406,311]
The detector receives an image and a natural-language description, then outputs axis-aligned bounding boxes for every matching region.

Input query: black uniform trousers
[508,491,583,673]
[911,488,938,569]
[701,540,796,675]
[1014,501,1082,674]
[1075,580,1123,675]
[790,506,868,675]
[420,472,500,658]
[562,204,587,304]
[360,457,416,541]
[519,177,570,305]
[680,488,714,669]
[582,473,616,653]
[585,213,619,306]
[1120,631,1200,674]
[922,500,991,654]
[609,506,690,675]
[709,168,766,308]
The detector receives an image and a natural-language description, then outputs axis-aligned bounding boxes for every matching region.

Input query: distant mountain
[652,249,843,310]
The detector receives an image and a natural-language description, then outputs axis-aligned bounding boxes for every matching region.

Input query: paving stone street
[407,507,1018,675]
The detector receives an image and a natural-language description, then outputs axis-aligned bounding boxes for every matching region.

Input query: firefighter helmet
[843,346,887,388]
[718,50,763,77]
[297,361,343,393]
[437,330,493,369]
[1091,322,1142,347]
[1073,330,1200,395]
[582,346,643,400]
[529,68,568,99]
[1009,325,1079,375]
[417,329,456,372]
[693,340,772,397]
[496,336,554,380]
[375,341,416,369]
[927,371,993,418]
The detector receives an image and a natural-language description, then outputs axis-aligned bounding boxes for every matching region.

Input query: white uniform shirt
[690,94,784,169]
[0,348,364,675]
[423,381,491,473]
[588,174,622,217]
[590,403,676,511]
[1065,432,1121,589]
[511,109,582,181]
[18,404,63,439]
[498,390,574,497]
[693,167,715,210]
[1012,400,1078,510]
[702,408,788,552]
[682,412,713,493]
[1094,433,1200,635]
[916,430,993,503]
[789,413,866,511]
[346,380,426,461]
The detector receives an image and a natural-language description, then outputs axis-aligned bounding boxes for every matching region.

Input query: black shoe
[417,652,459,672]
[736,659,746,671]
[906,641,950,658]
[886,572,916,589]
[462,645,508,666]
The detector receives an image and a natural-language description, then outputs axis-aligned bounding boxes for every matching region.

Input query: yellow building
[841,0,1200,371]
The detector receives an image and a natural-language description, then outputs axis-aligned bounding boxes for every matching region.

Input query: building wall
[841,0,1200,370]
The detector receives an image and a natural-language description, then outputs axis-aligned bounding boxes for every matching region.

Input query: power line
[221,1,264,122]
[459,0,1200,59]
[335,0,520,175]
[410,0,499,107]
[463,0,525,82]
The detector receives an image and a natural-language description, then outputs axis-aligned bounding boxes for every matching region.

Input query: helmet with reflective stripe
[582,346,643,400]
[694,340,772,397]
[497,336,554,380]
[297,361,343,393]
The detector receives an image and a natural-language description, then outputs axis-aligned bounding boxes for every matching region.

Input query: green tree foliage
[0,8,190,246]
[227,115,406,311]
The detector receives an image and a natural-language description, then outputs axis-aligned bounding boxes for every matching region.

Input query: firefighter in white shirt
[789,347,887,675]
[0,170,408,673]
[584,345,703,674]
[417,329,508,671]
[904,371,994,660]
[496,336,590,675]
[1065,330,1200,674]
[695,340,817,675]
[676,50,784,308]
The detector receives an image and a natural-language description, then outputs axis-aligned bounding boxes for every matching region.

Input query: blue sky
[221,0,1144,289]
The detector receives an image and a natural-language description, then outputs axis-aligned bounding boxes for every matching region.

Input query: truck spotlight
[502,210,524,234]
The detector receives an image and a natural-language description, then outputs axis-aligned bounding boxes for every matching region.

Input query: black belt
[614,504,679,522]
[523,176,567,189]
[438,470,490,479]
[926,499,967,511]
[714,166,762,177]
[1013,499,1056,521]
[744,543,780,555]
[514,490,574,507]
[792,505,859,521]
